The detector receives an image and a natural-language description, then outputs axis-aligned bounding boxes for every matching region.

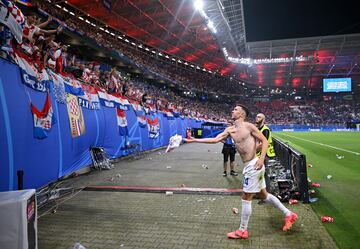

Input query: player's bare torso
[226,122,256,163]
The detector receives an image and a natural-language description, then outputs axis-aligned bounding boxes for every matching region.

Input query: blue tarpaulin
[0,59,202,191]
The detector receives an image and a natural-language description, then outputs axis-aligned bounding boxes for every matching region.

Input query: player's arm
[256,129,269,153]
[249,123,268,169]
[184,129,230,144]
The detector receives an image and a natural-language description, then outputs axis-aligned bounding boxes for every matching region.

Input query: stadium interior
[0,0,359,249]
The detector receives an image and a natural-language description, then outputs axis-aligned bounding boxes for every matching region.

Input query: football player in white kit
[185,104,297,239]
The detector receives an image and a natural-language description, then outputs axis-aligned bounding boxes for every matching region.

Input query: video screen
[323,78,352,92]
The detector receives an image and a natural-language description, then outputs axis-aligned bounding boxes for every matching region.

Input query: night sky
[243,0,360,42]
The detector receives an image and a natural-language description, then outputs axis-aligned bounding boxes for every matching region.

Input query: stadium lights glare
[85,19,90,24]
[91,23,96,27]
[165,55,169,58]
[63,7,68,12]
[202,68,206,71]
[222,47,228,57]
[191,65,195,68]
[152,51,156,54]
[105,30,110,34]
[118,36,123,40]
[131,42,136,46]
[178,60,182,63]
[172,58,176,61]
[194,0,204,11]
[184,62,188,65]
[110,32,115,36]
[158,52,163,56]
[125,39,129,43]
[78,16,84,20]
[145,48,150,51]
[227,55,313,65]
[55,4,61,8]
[138,44,142,48]
[99,27,104,31]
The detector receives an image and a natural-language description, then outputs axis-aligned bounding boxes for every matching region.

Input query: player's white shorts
[242,157,266,193]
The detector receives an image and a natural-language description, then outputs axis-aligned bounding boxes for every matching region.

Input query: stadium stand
[1,0,358,127]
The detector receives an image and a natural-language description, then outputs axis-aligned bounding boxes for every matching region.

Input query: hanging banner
[13,49,50,92]
[49,71,66,104]
[147,117,159,139]
[31,93,56,139]
[116,108,128,136]
[78,84,100,110]
[111,92,130,110]
[129,100,144,116]
[66,93,85,137]
[97,89,115,108]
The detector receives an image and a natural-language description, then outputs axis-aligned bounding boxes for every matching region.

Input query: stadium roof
[64,0,360,89]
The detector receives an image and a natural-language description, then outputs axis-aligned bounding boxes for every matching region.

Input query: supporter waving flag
[31,93,56,139]
[0,0,25,43]
[116,108,128,136]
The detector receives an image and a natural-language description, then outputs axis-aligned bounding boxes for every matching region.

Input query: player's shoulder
[244,122,257,129]
[243,121,255,127]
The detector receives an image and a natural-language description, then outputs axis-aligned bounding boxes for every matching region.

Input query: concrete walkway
[38,143,338,249]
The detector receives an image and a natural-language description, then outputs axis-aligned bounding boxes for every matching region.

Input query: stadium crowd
[1,0,359,126]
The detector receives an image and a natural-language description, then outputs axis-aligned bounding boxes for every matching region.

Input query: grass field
[274,132,360,249]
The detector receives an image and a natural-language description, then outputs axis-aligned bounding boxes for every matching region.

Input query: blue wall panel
[0,59,205,191]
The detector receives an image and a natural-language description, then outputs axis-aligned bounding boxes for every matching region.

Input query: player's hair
[236,104,250,118]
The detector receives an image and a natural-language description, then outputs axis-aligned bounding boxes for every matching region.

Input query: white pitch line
[277,133,360,156]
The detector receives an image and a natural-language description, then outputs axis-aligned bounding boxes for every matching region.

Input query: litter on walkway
[321,216,334,223]
[74,243,86,249]
[309,197,319,203]
[311,183,321,187]
[289,199,298,205]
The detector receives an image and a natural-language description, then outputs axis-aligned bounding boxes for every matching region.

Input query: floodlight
[194,0,204,11]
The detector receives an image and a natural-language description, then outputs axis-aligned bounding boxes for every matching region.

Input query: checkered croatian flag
[6,1,25,24]
[0,0,25,43]
[31,93,56,139]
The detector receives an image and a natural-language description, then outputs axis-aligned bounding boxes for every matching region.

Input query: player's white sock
[239,199,252,231]
[265,193,291,216]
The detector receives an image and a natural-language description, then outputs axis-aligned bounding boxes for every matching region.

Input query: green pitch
[274,132,360,249]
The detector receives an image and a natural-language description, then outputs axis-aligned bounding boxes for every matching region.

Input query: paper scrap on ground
[165,134,183,153]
